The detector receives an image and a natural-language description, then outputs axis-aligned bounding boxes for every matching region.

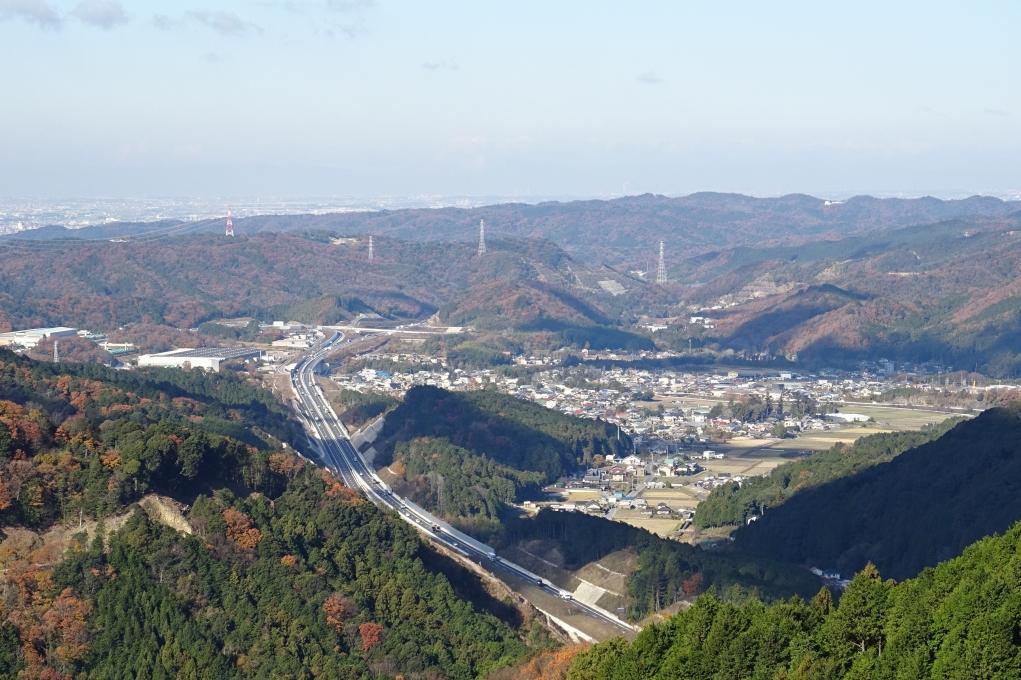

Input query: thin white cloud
[151,13,175,30]
[0,0,61,28]
[422,59,459,72]
[636,71,663,85]
[328,0,374,11]
[71,0,128,29]
[983,108,1011,117]
[188,9,261,36]
[326,0,373,39]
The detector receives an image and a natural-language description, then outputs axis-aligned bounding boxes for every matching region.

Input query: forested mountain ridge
[694,417,964,528]
[9,198,1021,372]
[15,192,1019,267]
[683,214,1021,374]
[732,403,1021,580]
[0,353,546,678]
[374,385,630,531]
[0,232,636,341]
[0,349,301,529]
[565,519,1021,679]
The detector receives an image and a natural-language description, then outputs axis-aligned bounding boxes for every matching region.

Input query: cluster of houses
[694,473,749,491]
[332,352,949,457]
[567,451,716,490]
[536,492,693,520]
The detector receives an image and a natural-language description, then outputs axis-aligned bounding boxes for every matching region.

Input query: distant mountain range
[4,193,1021,372]
[682,213,1021,374]
[10,192,1020,269]
[0,232,626,343]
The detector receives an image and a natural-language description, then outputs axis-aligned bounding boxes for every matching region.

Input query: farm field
[833,404,963,430]
[612,509,683,538]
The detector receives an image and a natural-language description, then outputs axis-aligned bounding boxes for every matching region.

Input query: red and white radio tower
[225,209,235,237]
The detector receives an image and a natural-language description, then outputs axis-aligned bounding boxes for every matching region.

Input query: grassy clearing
[836,405,958,430]
[618,517,683,537]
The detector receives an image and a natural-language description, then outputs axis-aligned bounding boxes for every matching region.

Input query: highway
[290,332,636,642]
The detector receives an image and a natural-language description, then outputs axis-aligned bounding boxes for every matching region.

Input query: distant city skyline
[2,1,1019,198]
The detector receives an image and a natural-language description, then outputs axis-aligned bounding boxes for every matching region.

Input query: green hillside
[733,403,1021,580]
[375,385,630,530]
[498,510,821,621]
[567,520,1021,679]
[0,353,540,679]
[695,417,963,528]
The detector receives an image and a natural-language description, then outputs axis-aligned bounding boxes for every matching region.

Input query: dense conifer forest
[694,417,963,528]
[732,404,1021,580]
[375,385,630,529]
[566,520,1021,679]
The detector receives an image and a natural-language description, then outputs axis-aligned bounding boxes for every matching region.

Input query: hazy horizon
[2,1,1020,198]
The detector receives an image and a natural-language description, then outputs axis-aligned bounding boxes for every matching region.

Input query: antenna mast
[368,235,374,262]
[477,219,487,256]
[225,208,235,237]
[655,240,667,284]
[53,340,60,364]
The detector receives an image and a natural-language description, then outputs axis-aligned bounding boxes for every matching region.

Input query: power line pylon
[656,240,667,284]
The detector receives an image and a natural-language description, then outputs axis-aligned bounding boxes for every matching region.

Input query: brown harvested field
[640,487,702,506]
[703,457,788,476]
[561,489,603,502]
[619,517,682,537]
[613,508,682,537]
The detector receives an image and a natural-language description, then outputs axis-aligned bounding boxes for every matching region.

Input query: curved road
[290,332,636,642]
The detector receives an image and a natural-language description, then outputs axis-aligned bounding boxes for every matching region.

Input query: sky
[1,0,1020,200]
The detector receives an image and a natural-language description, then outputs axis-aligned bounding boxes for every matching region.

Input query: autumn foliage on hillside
[687,217,1021,375]
[489,644,591,680]
[222,507,262,550]
[0,350,301,533]
[0,233,597,333]
[0,352,543,678]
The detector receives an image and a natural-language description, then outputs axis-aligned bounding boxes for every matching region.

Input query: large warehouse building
[0,327,78,349]
[136,347,263,372]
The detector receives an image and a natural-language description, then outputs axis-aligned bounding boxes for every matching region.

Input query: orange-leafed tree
[269,452,303,477]
[681,572,703,596]
[0,478,12,511]
[222,507,262,550]
[100,449,121,469]
[41,587,93,666]
[322,593,352,632]
[358,622,384,653]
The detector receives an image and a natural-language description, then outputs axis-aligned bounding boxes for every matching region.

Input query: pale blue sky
[2,0,1019,198]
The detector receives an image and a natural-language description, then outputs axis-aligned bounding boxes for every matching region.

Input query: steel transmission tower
[477,219,487,256]
[656,240,667,284]
[225,209,235,237]
[368,235,374,262]
[53,340,60,363]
